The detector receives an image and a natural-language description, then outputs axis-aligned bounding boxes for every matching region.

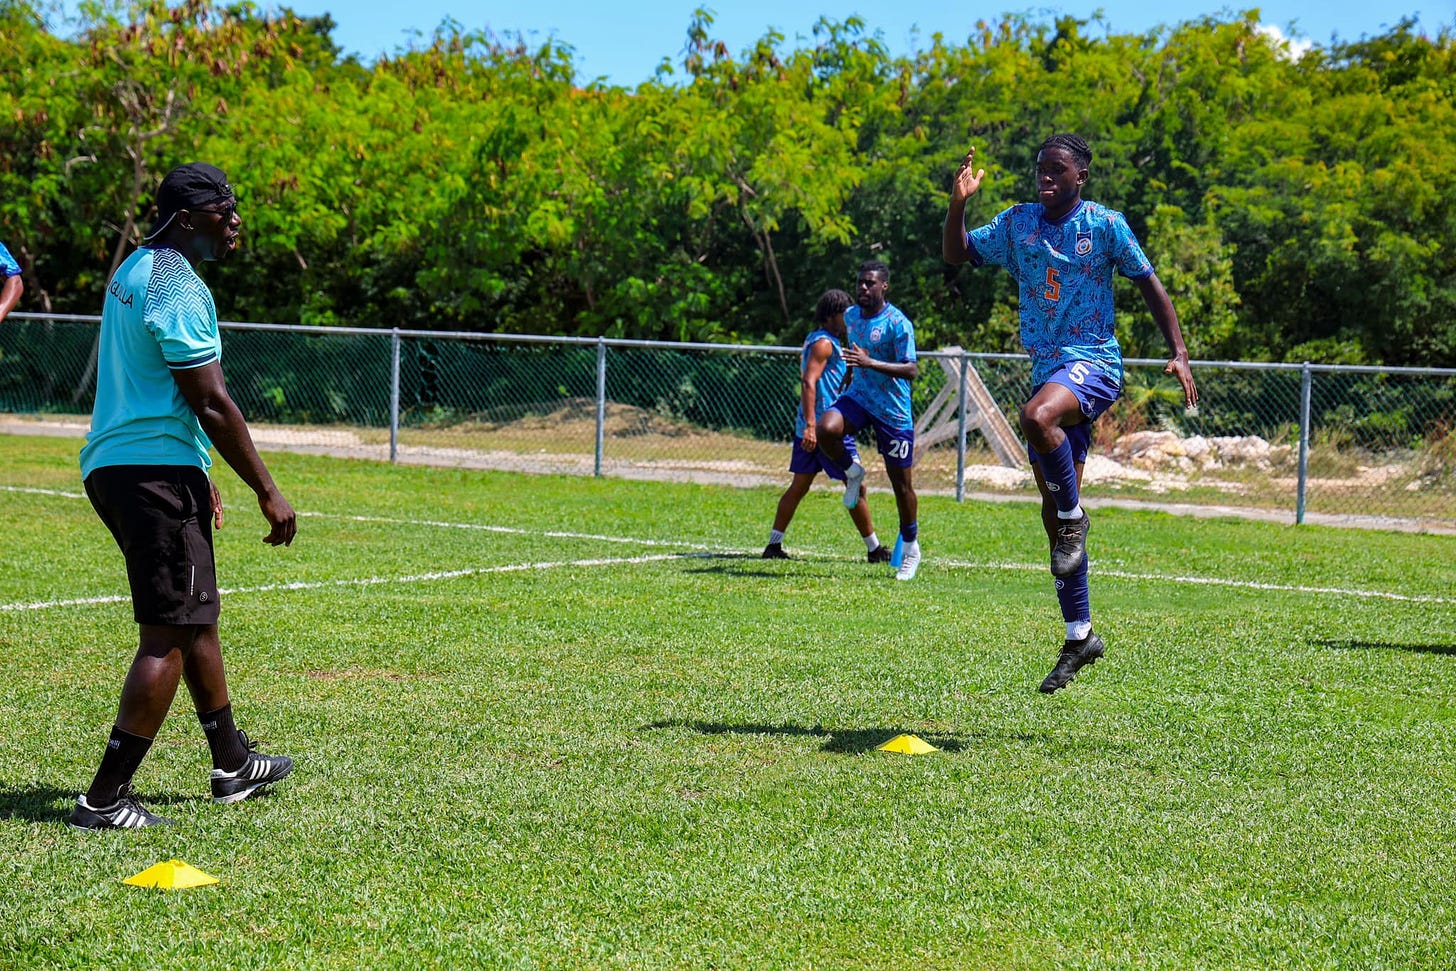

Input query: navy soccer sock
[1036,437,1081,516]
[1054,557,1091,637]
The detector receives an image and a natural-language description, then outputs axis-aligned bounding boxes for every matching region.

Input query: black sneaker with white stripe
[210,731,294,804]
[69,787,175,831]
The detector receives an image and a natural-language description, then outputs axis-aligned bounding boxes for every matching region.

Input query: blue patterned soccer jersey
[841,302,917,431]
[80,247,222,477]
[0,241,19,279]
[966,199,1151,387]
[794,328,846,438]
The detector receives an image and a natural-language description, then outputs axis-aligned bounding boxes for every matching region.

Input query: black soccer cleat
[1038,633,1105,694]
[1050,513,1090,577]
[69,788,175,832]
[211,731,294,804]
[866,545,892,564]
[761,543,790,560]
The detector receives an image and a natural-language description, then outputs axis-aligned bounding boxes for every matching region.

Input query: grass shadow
[645,719,967,754]
[679,552,885,581]
[681,563,848,580]
[683,562,786,578]
[0,784,199,824]
[0,785,80,824]
[1317,638,1456,656]
[678,552,755,560]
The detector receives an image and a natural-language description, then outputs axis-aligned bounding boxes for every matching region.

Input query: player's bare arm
[172,361,297,546]
[0,274,22,323]
[1135,273,1199,409]
[942,147,986,264]
[801,339,833,451]
[843,344,919,380]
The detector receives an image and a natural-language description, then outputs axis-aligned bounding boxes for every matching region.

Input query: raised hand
[950,147,986,202]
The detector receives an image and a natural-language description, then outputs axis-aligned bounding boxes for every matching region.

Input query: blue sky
[283,1,1448,83]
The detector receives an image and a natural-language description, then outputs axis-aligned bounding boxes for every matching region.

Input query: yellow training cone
[877,733,939,755]
[122,860,219,890]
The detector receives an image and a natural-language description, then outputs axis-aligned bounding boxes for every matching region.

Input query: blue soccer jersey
[794,327,847,438]
[842,302,917,431]
[0,241,19,279]
[80,246,221,477]
[966,199,1151,387]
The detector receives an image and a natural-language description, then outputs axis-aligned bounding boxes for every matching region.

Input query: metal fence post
[595,337,607,477]
[389,328,401,465]
[955,352,969,503]
[1296,361,1312,524]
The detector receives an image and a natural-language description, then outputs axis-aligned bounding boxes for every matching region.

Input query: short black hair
[814,289,853,324]
[857,259,890,283]
[1039,133,1092,170]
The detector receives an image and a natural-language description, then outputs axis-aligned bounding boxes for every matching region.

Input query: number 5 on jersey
[1044,267,1061,302]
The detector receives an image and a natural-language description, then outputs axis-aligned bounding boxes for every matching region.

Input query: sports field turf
[2,433,1454,969]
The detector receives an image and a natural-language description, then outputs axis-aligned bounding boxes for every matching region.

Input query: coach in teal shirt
[70,162,298,833]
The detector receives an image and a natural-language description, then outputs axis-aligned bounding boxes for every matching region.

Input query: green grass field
[2,433,1455,969]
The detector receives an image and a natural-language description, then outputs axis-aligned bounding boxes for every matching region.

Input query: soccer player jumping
[942,135,1198,692]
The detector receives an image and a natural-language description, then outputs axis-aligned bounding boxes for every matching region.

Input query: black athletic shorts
[83,465,220,626]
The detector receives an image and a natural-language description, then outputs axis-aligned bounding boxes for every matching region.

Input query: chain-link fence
[4,313,1453,532]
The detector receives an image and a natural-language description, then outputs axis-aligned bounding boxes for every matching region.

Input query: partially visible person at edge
[70,162,297,831]
[941,134,1198,693]
[762,288,892,565]
[814,260,923,581]
[0,239,23,323]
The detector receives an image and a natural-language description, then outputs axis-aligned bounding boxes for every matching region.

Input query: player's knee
[817,413,843,438]
[1018,401,1050,437]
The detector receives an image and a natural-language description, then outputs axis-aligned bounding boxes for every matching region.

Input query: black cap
[144,162,234,242]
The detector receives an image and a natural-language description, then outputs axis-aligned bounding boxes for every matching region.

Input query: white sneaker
[895,540,921,581]
[842,462,865,509]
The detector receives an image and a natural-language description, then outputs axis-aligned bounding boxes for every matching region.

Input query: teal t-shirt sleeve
[966,206,1015,269]
[0,242,19,278]
[1109,211,1153,279]
[144,256,218,369]
[895,314,917,363]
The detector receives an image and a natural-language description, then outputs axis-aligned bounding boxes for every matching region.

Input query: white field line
[2,485,85,499]
[299,511,707,549]
[3,486,1450,608]
[934,558,1456,606]
[0,553,693,612]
